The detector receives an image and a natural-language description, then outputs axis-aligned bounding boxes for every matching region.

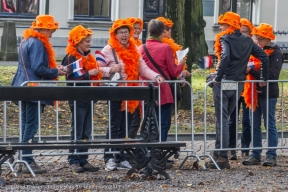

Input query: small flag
[201,55,213,68]
[95,50,106,63]
[72,58,83,72]
[74,69,85,78]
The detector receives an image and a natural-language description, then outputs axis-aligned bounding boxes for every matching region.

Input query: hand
[179,56,187,66]
[88,69,98,76]
[57,66,66,76]
[110,65,121,74]
[246,66,251,73]
[259,82,267,87]
[155,75,164,84]
[182,70,191,78]
[180,77,186,87]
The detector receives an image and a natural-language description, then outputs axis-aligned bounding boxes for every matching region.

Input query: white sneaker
[116,160,132,170]
[105,158,117,171]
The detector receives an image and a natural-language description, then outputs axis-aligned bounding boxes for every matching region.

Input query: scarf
[132,37,142,46]
[162,37,182,65]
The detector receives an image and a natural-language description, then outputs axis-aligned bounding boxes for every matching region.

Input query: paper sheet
[176,48,189,63]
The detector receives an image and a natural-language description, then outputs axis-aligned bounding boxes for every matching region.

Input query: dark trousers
[21,101,43,164]
[104,101,133,163]
[228,96,251,153]
[68,101,92,166]
[155,103,173,142]
[128,107,141,139]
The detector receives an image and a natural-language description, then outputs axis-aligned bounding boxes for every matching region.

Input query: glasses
[117,31,129,36]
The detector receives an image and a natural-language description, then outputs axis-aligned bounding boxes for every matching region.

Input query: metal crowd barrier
[0,79,198,175]
[200,79,288,170]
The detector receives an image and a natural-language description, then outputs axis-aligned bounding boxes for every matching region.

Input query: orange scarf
[132,38,142,46]
[65,45,102,86]
[162,37,182,65]
[108,36,140,113]
[243,49,274,111]
[23,28,58,79]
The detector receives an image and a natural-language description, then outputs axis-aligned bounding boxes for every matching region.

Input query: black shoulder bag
[143,44,181,101]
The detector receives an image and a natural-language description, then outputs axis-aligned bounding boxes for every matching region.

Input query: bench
[0,84,186,186]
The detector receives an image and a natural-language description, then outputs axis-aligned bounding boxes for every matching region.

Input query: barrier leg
[179,154,206,170]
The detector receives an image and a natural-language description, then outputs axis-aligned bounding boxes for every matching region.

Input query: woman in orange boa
[61,25,102,173]
[126,17,143,46]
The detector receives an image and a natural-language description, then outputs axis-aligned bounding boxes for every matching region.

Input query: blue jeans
[250,97,278,159]
[21,101,43,164]
[68,101,92,166]
[229,96,251,153]
[155,103,173,142]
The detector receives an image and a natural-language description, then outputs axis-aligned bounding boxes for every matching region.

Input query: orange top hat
[126,17,143,31]
[251,23,275,40]
[32,15,59,30]
[240,18,254,33]
[218,11,240,29]
[109,19,134,37]
[156,17,173,28]
[68,25,93,46]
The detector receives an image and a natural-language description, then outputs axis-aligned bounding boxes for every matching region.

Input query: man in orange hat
[207,12,269,169]
[11,15,66,174]
[242,23,283,167]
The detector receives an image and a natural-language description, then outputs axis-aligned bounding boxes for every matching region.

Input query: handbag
[143,44,181,101]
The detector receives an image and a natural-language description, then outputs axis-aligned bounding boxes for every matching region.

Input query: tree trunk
[166,0,208,110]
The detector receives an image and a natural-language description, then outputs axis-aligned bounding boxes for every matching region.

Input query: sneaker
[229,151,237,160]
[82,163,100,172]
[70,163,84,173]
[242,155,261,165]
[105,158,117,171]
[115,160,132,170]
[263,156,276,167]
[207,156,230,169]
[21,161,47,174]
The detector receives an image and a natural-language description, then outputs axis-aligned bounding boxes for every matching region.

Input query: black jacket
[249,43,283,98]
[215,30,269,82]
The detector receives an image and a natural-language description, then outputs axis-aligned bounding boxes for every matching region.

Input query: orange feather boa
[23,28,58,79]
[243,49,274,111]
[162,37,182,65]
[65,45,102,86]
[108,36,140,113]
[132,38,142,46]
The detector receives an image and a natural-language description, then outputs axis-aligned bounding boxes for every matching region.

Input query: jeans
[213,83,243,158]
[250,97,278,159]
[68,101,92,166]
[155,103,173,142]
[228,96,251,153]
[104,101,133,163]
[21,101,43,164]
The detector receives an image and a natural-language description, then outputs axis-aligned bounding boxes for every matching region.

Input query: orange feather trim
[23,28,58,79]
[108,35,140,113]
[243,49,274,111]
[132,38,142,46]
[65,45,102,86]
[162,37,182,64]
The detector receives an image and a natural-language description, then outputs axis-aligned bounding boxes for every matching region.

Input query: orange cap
[218,11,240,29]
[32,15,59,30]
[126,17,143,31]
[109,19,134,37]
[156,17,173,28]
[68,25,93,46]
[251,23,275,40]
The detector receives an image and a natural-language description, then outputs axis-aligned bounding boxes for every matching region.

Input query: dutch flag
[95,50,106,63]
[201,55,213,69]
[72,58,85,77]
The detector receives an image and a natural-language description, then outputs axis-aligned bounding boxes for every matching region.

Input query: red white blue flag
[95,50,106,63]
[71,58,85,77]
[201,55,213,68]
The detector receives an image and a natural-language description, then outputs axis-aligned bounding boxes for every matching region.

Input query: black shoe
[167,160,174,164]
[21,162,47,174]
[242,155,261,165]
[70,163,84,173]
[82,163,100,172]
[229,151,237,160]
[207,156,230,169]
[262,156,276,167]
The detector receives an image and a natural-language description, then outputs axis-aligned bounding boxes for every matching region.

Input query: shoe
[70,163,84,173]
[167,159,175,164]
[242,155,261,165]
[115,160,132,170]
[205,151,219,166]
[229,151,237,160]
[263,156,276,167]
[105,158,117,171]
[82,163,100,172]
[207,156,230,169]
[21,161,47,174]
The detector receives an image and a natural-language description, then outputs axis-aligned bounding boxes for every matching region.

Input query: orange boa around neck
[132,38,142,46]
[23,28,58,78]
[243,49,274,111]
[108,36,140,113]
[162,37,182,64]
[66,45,102,85]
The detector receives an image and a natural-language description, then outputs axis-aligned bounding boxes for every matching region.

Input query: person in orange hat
[207,12,269,169]
[11,15,66,174]
[61,25,102,173]
[228,18,254,160]
[242,23,283,167]
[97,19,163,171]
[126,17,144,46]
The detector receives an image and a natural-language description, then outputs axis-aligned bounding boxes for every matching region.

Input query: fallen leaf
[198,160,206,167]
